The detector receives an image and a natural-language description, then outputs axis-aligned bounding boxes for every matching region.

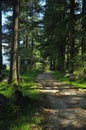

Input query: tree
[2,0,83,75]
[8,0,19,84]
[0,0,3,73]
[2,0,44,74]
[43,0,67,71]
[43,0,82,73]
[69,0,76,73]
[17,0,43,70]
[82,0,86,56]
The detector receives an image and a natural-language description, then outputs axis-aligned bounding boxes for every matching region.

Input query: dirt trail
[36,72,86,130]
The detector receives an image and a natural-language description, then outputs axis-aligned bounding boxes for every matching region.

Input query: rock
[64,73,71,78]
[64,73,77,81]
[69,75,76,81]
[3,77,8,82]
[35,112,40,116]
[31,124,39,130]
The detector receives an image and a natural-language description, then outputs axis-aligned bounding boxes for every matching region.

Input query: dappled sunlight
[43,107,86,129]
[36,72,86,130]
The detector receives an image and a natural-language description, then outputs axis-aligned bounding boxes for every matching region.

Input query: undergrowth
[53,71,86,89]
[0,70,43,130]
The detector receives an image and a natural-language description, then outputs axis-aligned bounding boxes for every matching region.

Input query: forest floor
[36,72,86,130]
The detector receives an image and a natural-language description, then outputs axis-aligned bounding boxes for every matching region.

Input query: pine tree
[82,0,86,56]
[43,0,67,71]
[0,0,3,73]
[69,0,76,73]
[8,0,19,84]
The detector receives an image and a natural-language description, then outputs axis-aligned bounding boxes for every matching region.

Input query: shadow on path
[36,72,86,130]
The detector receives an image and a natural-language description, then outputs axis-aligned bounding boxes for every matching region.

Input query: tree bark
[8,0,19,84]
[69,0,75,73]
[0,0,3,73]
[82,0,86,56]
[55,35,65,72]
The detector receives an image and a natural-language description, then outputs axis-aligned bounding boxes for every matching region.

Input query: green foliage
[20,70,42,98]
[0,100,42,130]
[0,82,14,97]
[0,70,43,130]
[43,0,69,71]
[53,71,86,89]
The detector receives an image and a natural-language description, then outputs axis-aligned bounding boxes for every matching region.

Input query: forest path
[36,72,86,130]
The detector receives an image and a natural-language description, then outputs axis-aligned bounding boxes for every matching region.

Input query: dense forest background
[0,1,86,130]
[0,0,86,84]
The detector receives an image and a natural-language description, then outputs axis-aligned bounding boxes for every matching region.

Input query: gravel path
[36,72,86,130]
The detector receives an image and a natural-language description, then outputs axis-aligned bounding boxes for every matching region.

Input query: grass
[0,82,14,97]
[0,70,43,130]
[53,71,86,89]
[20,70,43,98]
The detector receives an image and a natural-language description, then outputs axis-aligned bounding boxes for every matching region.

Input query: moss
[0,70,43,130]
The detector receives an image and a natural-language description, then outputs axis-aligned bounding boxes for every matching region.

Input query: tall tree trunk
[82,0,86,57]
[69,0,75,73]
[25,35,28,47]
[66,39,70,71]
[31,36,34,69]
[8,0,19,84]
[50,55,53,70]
[56,36,65,72]
[0,0,3,74]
